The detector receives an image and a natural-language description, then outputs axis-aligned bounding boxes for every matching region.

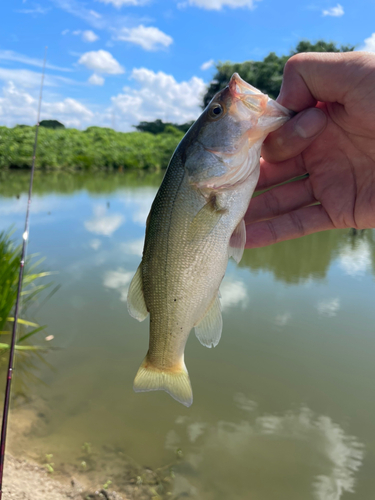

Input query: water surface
[1,171,374,499]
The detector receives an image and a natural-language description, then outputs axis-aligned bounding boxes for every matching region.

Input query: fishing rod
[0,47,47,499]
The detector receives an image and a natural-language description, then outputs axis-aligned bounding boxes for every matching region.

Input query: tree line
[0,41,353,171]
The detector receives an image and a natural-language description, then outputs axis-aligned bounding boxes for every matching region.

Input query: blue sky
[0,0,374,131]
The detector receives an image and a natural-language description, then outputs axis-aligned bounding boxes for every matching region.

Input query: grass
[0,229,52,353]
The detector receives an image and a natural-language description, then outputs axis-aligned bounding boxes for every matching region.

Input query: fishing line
[0,46,47,499]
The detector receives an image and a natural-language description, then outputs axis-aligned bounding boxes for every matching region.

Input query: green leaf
[18,325,46,343]
[6,317,39,327]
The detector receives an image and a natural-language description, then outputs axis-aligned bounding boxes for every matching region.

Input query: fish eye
[209,103,224,119]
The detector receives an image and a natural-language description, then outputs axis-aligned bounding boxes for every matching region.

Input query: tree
[202,40,355,107]
[134,119,194,135]
[39,120,65,129]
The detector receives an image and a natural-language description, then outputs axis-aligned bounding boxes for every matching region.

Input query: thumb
[261,107,327,163]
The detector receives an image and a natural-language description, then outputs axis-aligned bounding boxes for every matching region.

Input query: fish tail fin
[133,356,193,407]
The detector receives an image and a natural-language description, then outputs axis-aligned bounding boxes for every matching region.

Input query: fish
[127,73,291,407]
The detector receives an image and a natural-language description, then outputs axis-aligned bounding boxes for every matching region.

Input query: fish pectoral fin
[194,294,222,348]
[133,356,193,407]
[127,264,148,322]
[228,218,246,264]
[187,194,226,242]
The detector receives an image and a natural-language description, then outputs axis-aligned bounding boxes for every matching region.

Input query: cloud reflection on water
[220,277,248,311]
[168,402,364,500]
[103,267,133,301]
[84,204,124,236]
[316,298,340,318]
[338,239,372,277]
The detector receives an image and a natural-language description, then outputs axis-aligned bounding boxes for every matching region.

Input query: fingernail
[295,108,326,139]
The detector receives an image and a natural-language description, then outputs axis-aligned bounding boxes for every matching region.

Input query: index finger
[277,52,373,111]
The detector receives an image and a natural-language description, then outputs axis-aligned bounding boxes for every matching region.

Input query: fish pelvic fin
[127,264,148,322]
[133,356,193,407]
[228,218,246,264]
[194,293,222,348]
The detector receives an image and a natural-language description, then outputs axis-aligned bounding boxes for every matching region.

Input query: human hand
[245,51,375,248]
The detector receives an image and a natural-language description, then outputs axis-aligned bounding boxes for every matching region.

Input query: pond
[1,170,375,499]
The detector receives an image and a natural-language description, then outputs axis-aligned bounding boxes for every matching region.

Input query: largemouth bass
[127,73,290,407]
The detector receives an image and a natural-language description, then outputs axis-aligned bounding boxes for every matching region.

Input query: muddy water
[1,171,375,499]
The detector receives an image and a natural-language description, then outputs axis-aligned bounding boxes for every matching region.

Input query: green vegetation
[0,125,183,171]
[39,120,65,130]
[240,228,375,284]
[0,230,51,352]
[0,170,163,197]
[134,118,193,134]
[202,40,354,106]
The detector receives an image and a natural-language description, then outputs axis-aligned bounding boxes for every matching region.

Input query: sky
[0,0,375,131]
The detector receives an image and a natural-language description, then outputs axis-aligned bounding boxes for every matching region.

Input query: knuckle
[264,189,281,217]
[288,211,305,236]
[265,219,279,244]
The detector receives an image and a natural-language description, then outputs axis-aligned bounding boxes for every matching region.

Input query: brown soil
[1,396,175,500]
[3,455,126,500]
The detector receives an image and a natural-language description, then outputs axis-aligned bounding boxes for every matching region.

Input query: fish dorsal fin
[127,264,148,322]
[228,218,246,264]
[194,294,222,348]
[187,194,226,242]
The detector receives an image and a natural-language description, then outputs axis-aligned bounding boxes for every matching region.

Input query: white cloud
[52,0,106,28]
[121,238,144,256]
[78,50,124,74]
[114,25,173,51]
[322,3,344,16]
[186,0,259,10]
[103,267,134,301]
[200,59,214,71]
[0,67,80,90]
[233,393,258,412]
[274,311,291,327]
[83,30,99,42]
[111,68,205,129]
[88,73,105,85]
[338,239,372,277]
[168,406,364,500]
[187,422,208,443]
[362,33,375,52]
[89,239,102,250]
[73,30,100,42]
[16,3,50,14]
[316,298,340,318]
[220,278,248,311]
[62,29,69,35]
[96,0,147,6]
[0,81,93,128]
[0,50,72,72]
[84,205,125,236]
[90,9,102,18]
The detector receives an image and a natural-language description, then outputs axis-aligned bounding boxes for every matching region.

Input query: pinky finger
[245,205,335,248]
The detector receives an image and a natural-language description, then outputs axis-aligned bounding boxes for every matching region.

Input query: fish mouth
[228,73,268,114]
[228,72,292,119]
[229,72,264,98]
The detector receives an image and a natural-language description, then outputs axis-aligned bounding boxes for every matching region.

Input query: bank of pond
[0,125,184,171]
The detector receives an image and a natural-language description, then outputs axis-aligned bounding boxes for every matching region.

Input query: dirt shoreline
[3,454,126,500]
[2,396,175,500]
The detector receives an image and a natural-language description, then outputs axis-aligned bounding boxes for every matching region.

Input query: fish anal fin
[194,294,222,348]
[188,194,226,242]
[127,265,148,322]
[229,218,246,264]
[133,356,193,407]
